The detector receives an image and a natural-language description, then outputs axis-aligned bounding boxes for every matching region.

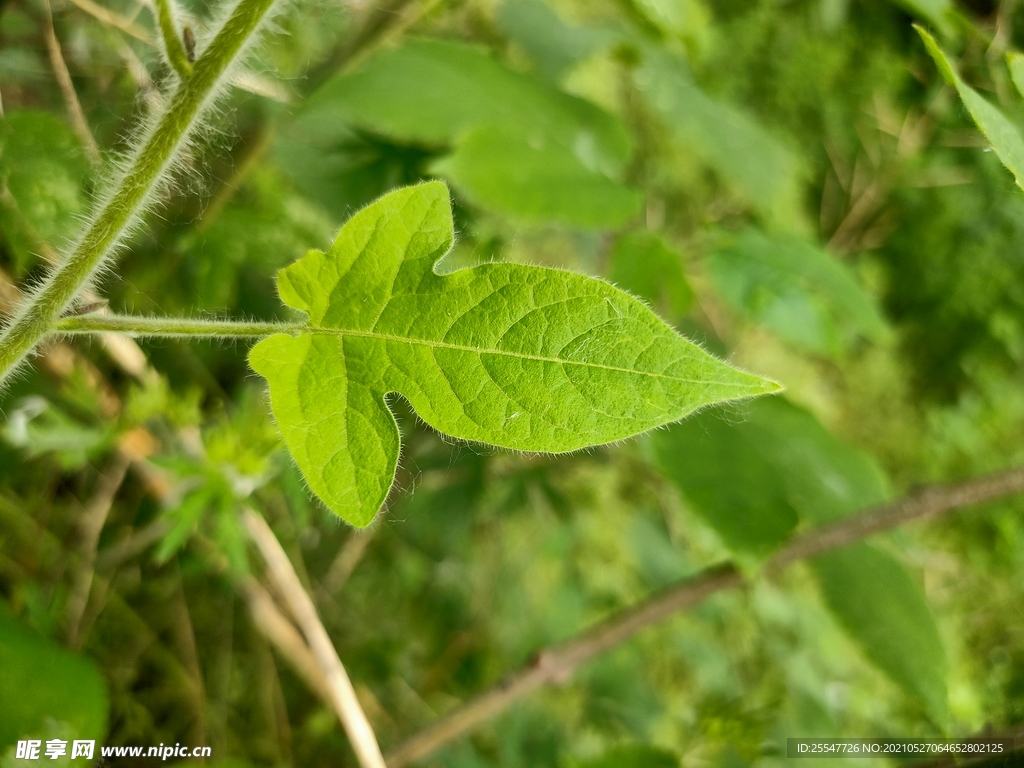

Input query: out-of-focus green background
[2,0,1024,765]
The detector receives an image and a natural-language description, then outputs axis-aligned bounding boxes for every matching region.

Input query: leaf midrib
[300,325,754,388]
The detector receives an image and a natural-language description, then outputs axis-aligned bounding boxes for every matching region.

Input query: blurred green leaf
[302,39,633,173]
[155,486,218,564]
[653,398,888,544]
[919,27,1024,191]
[653,397,945,717]
[631,0,710,47]
[0,611,108,753]
[274,126,438,218]
[812,544,948,725]
[497,0,605,81]
[1007,51,1024,101]
[741,396,888,524]
[706,230,887,356]
[894,0,953,32]
[651,404,800,554]
[0,110,89,271]
[635,51,804,228]
[608,231,693,319]
[434,126,642,228]
[250,182,777,526]
[1,397,111,470]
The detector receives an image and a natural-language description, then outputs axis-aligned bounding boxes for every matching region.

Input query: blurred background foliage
[2,0,1024,765]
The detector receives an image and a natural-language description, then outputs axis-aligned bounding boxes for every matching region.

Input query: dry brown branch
[243,509,388,768]
[385,465,1024,767]
[66,0,153,42]
[323,530,375,594]
[65,453,131,647]
[42,3,102,168]
[171,578,208,746]
[239,576,334,704]
[95,518,173,571]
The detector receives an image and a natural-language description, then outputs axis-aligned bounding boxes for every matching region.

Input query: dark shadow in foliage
[274,127,440,218]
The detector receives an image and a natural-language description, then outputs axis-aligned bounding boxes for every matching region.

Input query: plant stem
[0,0,280,385]
[56,314,302,338]
[243,510,388,768]
[155,0,193,78]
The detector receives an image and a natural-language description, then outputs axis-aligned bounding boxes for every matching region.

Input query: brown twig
[42,1,102,168]
[65,453,131,648]
[171,577,208,747]
[323,529,375,595]
[385,465,1024,767]
[66,0,153,43]
[243,509,388,768]
[239,576,334,704]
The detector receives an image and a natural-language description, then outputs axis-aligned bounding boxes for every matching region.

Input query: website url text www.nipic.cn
[15,740,212,761]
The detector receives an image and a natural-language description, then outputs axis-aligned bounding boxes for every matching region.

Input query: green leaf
[635,51,804,228]
[740,396,888,525]
[0,110,89,272]
[0,610,109,753]
[496,0,605,81]
[302,39,632,173]
[273,126,438,218]
[706,230,887,357]
[919,27,1024,191]
[812,544,948,725]
[1007,51,1024,101]
[608,231,693,320]
[433,126,643,228]
[653,398,887,549]
[653,399,945,719]
[250,182,778,526]
[154,486,216,564]
[651,404,800,554]
[894,0,953,32]
[2,397,111,471]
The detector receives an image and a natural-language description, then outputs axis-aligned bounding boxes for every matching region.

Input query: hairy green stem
[56,314,302,338]
[0,0,279,384]
[155,0,193,78]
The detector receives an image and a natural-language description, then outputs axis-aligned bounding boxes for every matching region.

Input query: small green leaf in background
[813,545,948,726]
[573,744,679,768]
[433,126,643,228]
[635,52,804,229]
[706,229,887,357]
[155,487,218,564]
[0,110,89,273]
[0,611,108,754]
[1,397,111,471]
[919,27,1024,191]
[608,231,693,320]
[652,398,946,719]
[250,182,777,527]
